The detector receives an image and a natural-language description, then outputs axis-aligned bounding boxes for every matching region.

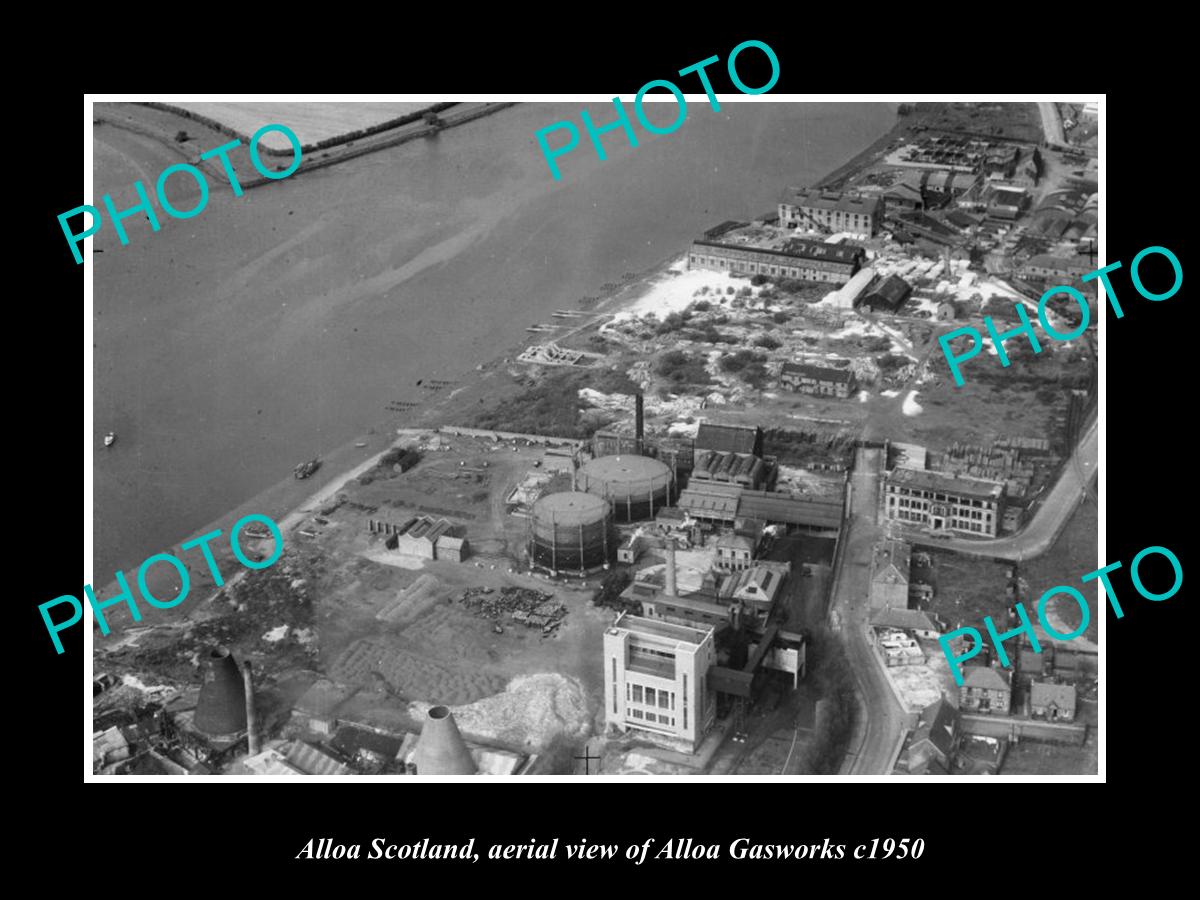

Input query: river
[93,101,896,579]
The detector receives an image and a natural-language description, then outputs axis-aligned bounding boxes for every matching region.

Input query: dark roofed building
[1030,681,1076,721]
[780,362,857,399]
[883,181,924,212]
[688,223,865,285]
[960,666,1012,714]
[858,274,912,313]
[902,698,960,773]
[695,423,763,458]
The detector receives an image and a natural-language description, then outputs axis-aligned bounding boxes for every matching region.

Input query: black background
[20,23,1188,886]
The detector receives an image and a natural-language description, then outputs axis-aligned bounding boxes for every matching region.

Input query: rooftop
[870,607,938,632]
[612,613,713,647]
[963,666,1012,692]
[785,188,882,217]
[693,223,863,265]
[782,361,855,383]
[886,467,1004,501]
[695,423,761,456]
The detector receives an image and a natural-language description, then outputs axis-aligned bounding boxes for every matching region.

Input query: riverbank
[91,101,897,604]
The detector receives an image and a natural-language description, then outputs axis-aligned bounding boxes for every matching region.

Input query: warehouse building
[688,222,865,285]
[778,188,884,236]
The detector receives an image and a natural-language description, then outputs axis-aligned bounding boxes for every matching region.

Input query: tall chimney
[665,539,677,598]
[244,660,260,756]
[635,393,644,454]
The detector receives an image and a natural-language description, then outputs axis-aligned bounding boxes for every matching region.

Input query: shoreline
[89,106,898,631]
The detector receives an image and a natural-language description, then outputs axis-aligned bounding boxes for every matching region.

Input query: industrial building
[780,362,857,398]
[677,482,844,531]
[527,491,617,573]
[857,274,912,313]
[604,613,717,751]
[194,646,248,739]
[883,467,1005,537]
[687,222,865,285]
[577,454,675,523]
[411,706,478,775]
[778,188,884,236]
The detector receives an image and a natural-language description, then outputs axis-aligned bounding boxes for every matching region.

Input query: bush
[754,335,782,350]
[875,353,909,373]
[773,311,790,324]
[859,335,892,353]
[726,286,736,295]
[692,300,711,312]
[174,130,190,143]
[657,350,714,387]
[751,274,769,286]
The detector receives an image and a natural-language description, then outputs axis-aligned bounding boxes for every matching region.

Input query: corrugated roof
[786,188,882,217]
[286,741,352,775]
[737,490,843,528]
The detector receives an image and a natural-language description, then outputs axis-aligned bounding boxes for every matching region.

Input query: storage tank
[577,455,674,522]
[529,491,616,573]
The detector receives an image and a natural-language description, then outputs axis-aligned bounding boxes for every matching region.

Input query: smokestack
[665,539,677,598]
[243,661,260,756]
[195,646,248,737]
[413,706,478,776]
[635,393,644,454]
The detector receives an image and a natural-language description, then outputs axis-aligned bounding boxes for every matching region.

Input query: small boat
[355,441,368,448]
[104,432,117,447]
[294,458,321,479]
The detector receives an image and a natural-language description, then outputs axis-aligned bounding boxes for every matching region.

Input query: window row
[628,708,675,727]
[628,683,675,710]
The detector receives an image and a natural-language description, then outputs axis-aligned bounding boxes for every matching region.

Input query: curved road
[938,417,1097,561]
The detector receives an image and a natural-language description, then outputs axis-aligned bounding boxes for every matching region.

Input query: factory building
[577,455,675,523]
[688,222,865,285]
[604,614,717,752]
[857,274,912,314]
[527,491,617,573]
[778,188,884,236]
[883,467,1005,537]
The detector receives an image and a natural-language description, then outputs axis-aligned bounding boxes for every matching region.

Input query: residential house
[858,274,912,313]
[960,666,1012,714]
[1030,680,1077,721]
[869,539,911,610]
[780,362,857,399]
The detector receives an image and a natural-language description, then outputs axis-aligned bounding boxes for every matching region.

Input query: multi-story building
[778,188,883,237]
[960,666,1012,714]
[688,222,864,285]
[603,614,717,751]
[780,362,857,399]
[883,467,1005,537]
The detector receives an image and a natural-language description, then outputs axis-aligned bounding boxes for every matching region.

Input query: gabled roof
[870,607,937,632]
[286,740,352,776]
[1030,680,1076,712]
[963,666,1011,692]
[912,698,959,757]
[781,362,855,383]
[884,182,924,202]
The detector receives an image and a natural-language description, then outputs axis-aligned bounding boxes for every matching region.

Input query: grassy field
[1022,488,1099,642]
[175,102,433,150]
[1000,736,1096,775]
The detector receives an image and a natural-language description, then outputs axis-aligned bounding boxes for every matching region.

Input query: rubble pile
[459,586,567,634]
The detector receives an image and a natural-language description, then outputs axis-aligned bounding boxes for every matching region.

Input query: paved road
[833,446,906,775]
[1038,101,1066,146]
[936,418,1098,561]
